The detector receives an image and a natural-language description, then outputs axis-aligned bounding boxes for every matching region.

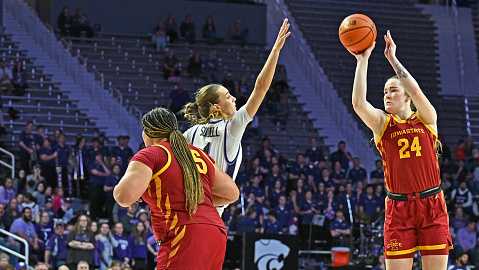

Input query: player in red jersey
[349,31,452,270]
[113,107,239,270]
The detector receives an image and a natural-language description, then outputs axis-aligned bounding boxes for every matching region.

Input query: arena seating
[66,33,326,158]
[0,33,105,149]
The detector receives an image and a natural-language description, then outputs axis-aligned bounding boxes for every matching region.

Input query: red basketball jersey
[375,113,440,193]
[131,142,225,243]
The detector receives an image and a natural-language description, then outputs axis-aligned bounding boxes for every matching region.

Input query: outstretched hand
[272,18,291,51]
[384,30,397,63]
[347,42,376,62]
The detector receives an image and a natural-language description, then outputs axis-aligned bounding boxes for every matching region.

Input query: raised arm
[384,30,437,126]
[244,18,290,118]
[349,43,387,135]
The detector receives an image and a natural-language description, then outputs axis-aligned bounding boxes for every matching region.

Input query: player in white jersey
[183,18,290,216]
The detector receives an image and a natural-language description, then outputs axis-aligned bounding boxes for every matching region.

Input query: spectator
[274,195,293,231]
[330,141,353,171]
[146,234,159,269]
[162,50,181,81]
[45,220,68,269]
[35,210,52,244]
[9,207,40,256]
[370,160,384,184]
[151,22,168,52]
[34,262,48,270]
[331,161,346,185]
[66,215,95,269]
[237,209,260,233]
[57,7,72,36]
[330,210,352,246]
[32,182,47,208]
[88,153,110,220]
[38,139,58,188]
[55,133,70,189]
[76,260,89,270]
[0,177,16,205]
[358,185,381,222]
[448,252,471,270]
[130,222,148,269]
[110,135,133,173]
[0,203,7,230]
[202,16,217,43]
[95,222,113,270]
[26,166,45,194]
[187,50,202,80]
[33,125,47,149]
[164,15,178,43]
[168,84,190,116]
[299,190,319,225]
[103,164,121,221]
[347,157,367,184]
[456,221,476,263]
[5,198,20,229]
[12,61,27,96]
[305,137,325,163]
[119,204,137,234]
[71,9,94,37]
[229,19,248,45]
[263,212,281,234]
[180,14,196,43]
[0,62,13,94]
[451,181,474,215]
[111,222,132,267]
[18,121,36,172]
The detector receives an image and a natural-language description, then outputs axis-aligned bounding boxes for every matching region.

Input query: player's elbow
[113,185,134,208]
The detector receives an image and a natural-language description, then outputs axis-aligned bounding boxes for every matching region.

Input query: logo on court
[387,239,402,251]
[254,239,290,270]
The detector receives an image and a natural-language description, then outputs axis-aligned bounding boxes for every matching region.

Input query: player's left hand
[272,18,291,51]
[384,30,397,62]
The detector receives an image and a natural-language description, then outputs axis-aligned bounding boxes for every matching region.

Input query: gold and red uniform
[375,113,452,259]
[131,142,226,269]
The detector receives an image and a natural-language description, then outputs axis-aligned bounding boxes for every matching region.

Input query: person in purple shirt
[130,221,148,269]
[110,135,133,173]
[88,153,110,220]
[18,121,35,171]
[299,191,319,225]
[268,180,285,209]
[38,139,58,188]
[274,195,293,231]
[329,210,352,246]
[237,210,260,233]
[104,164,121,220]
[358,185,381,221]
[66,214,95,269]
[111,222,132,267]
[9,207,40,256]
[147,234,160,268]
[457,221,477,257]
[263,212,282,234]
[54,133,70,188]
[0,177,16,205]
[45,220,68,268]
[346,157,367,184]
[35,211,53,245]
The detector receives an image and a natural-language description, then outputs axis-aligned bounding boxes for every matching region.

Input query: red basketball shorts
[157,224,227,270]
[384,191,453,259]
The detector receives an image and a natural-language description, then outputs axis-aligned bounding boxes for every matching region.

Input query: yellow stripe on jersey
[165,194,171,227]
[374,114,391,146]
[417,244,447,251]
[386,247,417,256]
[154,176,162,212]
[415,113,438,139]
[151,144,172,179]
[169,214,178,231]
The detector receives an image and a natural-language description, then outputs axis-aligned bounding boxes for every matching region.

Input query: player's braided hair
[142,107,203,216]
[183,84,222,125]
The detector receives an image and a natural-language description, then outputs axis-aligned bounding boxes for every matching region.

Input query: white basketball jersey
[184,106,252,181]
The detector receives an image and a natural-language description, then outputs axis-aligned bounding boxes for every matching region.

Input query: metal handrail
[0,228,29,267]
[0,147,15,179]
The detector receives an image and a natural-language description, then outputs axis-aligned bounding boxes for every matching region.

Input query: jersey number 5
[397,136,422,159]
[191,150,208,174]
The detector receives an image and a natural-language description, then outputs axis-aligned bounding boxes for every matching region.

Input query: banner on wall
[243,233,298,270]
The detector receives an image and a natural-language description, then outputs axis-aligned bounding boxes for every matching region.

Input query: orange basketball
[339,14,377,54]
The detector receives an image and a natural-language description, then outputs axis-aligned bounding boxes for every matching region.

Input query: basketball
[339,14,377,54]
